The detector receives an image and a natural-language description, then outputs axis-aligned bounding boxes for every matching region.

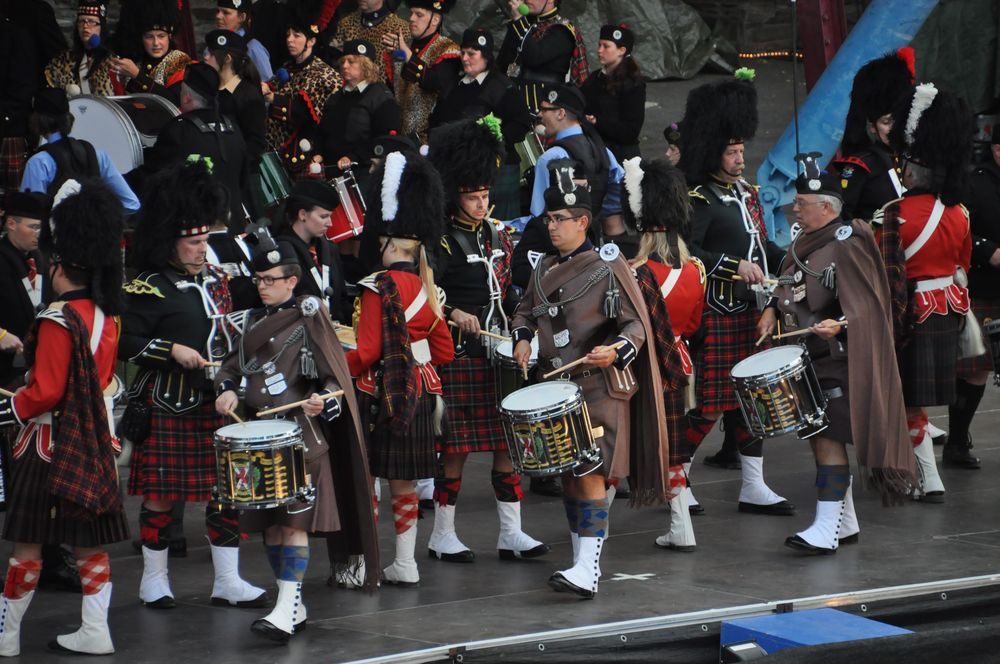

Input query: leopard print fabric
[265,56,343,161]
[393,34,460,141]
[45,50,118,97]
[332,11,410,84]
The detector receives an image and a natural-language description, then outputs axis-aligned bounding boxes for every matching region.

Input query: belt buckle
[580,369,593,379]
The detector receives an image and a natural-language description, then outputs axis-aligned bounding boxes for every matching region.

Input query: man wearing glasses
[756,163,914,554]
[510,168,670,598]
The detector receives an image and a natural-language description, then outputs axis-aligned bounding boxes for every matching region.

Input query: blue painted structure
[755,0,939,245]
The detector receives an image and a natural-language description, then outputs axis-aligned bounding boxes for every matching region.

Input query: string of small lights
[739,50,804,60]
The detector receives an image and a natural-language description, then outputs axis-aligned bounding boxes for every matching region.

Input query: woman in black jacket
[204,29,267,167]
[581,24,645,162]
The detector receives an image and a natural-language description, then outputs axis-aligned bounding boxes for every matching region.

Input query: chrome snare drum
[213,420,314,510]
[731,346,828,439]
[499,381,601,477]
[494,337,538,400]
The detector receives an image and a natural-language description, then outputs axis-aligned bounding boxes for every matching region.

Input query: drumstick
[447,321,510,342]
[0,387,14,398]
[204,361,222,367]
[227,410,244,424]
[256,390,345,417]
[733,275,779,285]
[541,340,627,380]
[772,320,848,341]
[755,332,768,347]
[522,365,529,382]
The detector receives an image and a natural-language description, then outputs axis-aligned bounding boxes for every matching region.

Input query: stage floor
[6,390,1000,663]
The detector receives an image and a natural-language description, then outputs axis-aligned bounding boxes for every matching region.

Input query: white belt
[914,276,955,293]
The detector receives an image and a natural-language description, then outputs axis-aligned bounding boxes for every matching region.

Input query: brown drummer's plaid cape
[375,272,419,436]
[23,305,121,518]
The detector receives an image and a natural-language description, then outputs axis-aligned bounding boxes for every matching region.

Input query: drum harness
[450,221,509,358]
[174,273,234,381]
[717,181,775,310]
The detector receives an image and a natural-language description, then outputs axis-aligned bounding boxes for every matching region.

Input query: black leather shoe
[784,535,836,555]
[142,595,177,609]
[738,500,796,516]
[529,476,563,497]
[428,548,476,563]
[38,547,81,593]
[839,533,859,545]
[251,618,292,644]
[211,591,270,608]
[688,503,705,516]
[942,440,981,469]
[703,452,741,469]
[499,543,551,560]
[916,490,945,504]
[547,572,595,599]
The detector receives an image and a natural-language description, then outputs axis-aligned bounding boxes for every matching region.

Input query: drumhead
[731,346,804,378]
[110,94,179,147]
[501,380,579,412]
[68,95,144,174]
[495,336,539,363]
[216,420,301,446]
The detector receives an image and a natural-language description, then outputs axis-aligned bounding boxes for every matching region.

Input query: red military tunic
[643,258,705,376]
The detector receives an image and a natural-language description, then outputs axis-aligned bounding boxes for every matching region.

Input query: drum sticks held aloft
[256,390,346,417]
[541,340,628,380]
[0,387,14,398]
[447,321,511,342]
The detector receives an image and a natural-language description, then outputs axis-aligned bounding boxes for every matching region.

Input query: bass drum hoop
[67,94,143,174]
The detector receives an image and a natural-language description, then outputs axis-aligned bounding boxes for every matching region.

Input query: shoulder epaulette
[689,187,709,204]
[440,236,452,255]
[37,301,68,328]
[123,276,165,298]
[690,257,707,285]
[871,197,905,226]
[358,271,386,294]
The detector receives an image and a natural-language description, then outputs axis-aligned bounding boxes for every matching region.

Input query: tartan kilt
[664,387,687,466]
[899,311,960,407]
[958,297,1000,377]
[437,356,508,454]
[3,434,129,547]
[127,384,225,502]
[0,136,27,194]
[362,389,439,480]
[693,308,761,413]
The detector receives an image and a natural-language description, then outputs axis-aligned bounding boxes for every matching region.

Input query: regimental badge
[564,192,576,205]
[835,225,853,241]
[548,90,558,103]
[357,44,368,55]
[613,29,623,40]
[841,179,849,189]
[547,306,559,318]
[300,296,320,317]
[793,270,803,284]
[124,277,165,298]
[841,166,854,178]
[553,329,570,348]
[792,284,807,303]
[599,244,620,262]
[477,35,487,46]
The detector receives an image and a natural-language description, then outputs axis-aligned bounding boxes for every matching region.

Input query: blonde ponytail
[636,232,692,268]
[389,237,444,319]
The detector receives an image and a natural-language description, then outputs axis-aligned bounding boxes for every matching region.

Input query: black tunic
[146,108,255,227]
[966,161,1000,300]
[497,9,575,113]
[580,70,646,162]
[832,142,902,223]
[319,82,400,173]
[0,239,45,385]
[219,78,267,168]
[428,70,533,167]
[277,232,348,323]
[510,214,553,290]
[207,231,260,311]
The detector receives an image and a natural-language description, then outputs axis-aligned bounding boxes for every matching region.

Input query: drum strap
[659,267,683,299]
[903,198,945,261]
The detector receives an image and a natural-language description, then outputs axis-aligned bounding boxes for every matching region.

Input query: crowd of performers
[0,0,994,656]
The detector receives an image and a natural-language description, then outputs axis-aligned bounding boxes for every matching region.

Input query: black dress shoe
[839,533,859,545]
[529,476,563,497]
[428,547,476,563]
[689,503,705,516]
[251,618,292,644]
[499,543,551,560]
[142,595,177,609]
[547,572,595,599]
[942,441,981,469]
[738,500,796,516]
[211,591,270,608]
[916,490,945,504]
[784,535,836,555]
[703,452,741,469]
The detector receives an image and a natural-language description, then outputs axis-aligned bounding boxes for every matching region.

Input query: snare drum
[259,151,293,209]
[494,337,538,400]
[327,171,366,243]
[213,420,314,510]
[730,346,828,439]
[499,381,601,477]
[984,318,1000,385]
[68,94,179,174]
[515,130,544,180]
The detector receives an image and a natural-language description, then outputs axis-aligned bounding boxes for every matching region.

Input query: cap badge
[548,90,558,103]
[477,35,487,46]
[600,244,621,262]
[267,250,280,264]
[564,192,576,206]
[216,35,227,46]
[357,43,367,55]
[808,179,821,191]
[613,29,622,40]
[232,0,242,7]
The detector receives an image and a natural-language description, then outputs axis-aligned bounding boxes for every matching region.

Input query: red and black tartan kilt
[0,137,27,194]
[3,437,129,547]
[693,308,761,413]
[899,311,960,407]
[437,356,508,454]
[127,385,225,502]
[664,388,687,466]
[958,297,1000,377]
[361,389,439,480]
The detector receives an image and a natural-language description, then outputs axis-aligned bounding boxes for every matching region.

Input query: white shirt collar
[460,71,489,85]
[344,80,370,93]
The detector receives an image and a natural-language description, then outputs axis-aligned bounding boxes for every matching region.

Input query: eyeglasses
[545,214,581,226]
[76,18,101,28]
[252,275,293,286]
[792,199,823,208]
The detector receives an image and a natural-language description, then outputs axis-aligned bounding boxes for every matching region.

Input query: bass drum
[68,94,180,174]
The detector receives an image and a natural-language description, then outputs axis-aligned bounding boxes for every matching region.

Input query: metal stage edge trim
[343,573,1000,664]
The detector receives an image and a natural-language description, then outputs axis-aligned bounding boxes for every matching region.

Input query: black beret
[795,171,843,200]
[216,0,248,10]
[544,182,591,213]
[251,239,298,272]
[461,28,493,55]
[290,179,340,211]
[184,62,220,100]
[341,39,376,59]
[205,29,247,54]
[541,84,585,117]
[3,191,51,220]
[33,87,69,116]
[599,24,635,53]
[404,0,456,13]
[372,132,418,158]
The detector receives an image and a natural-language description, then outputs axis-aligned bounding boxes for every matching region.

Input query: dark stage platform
[5,388,1000,663]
